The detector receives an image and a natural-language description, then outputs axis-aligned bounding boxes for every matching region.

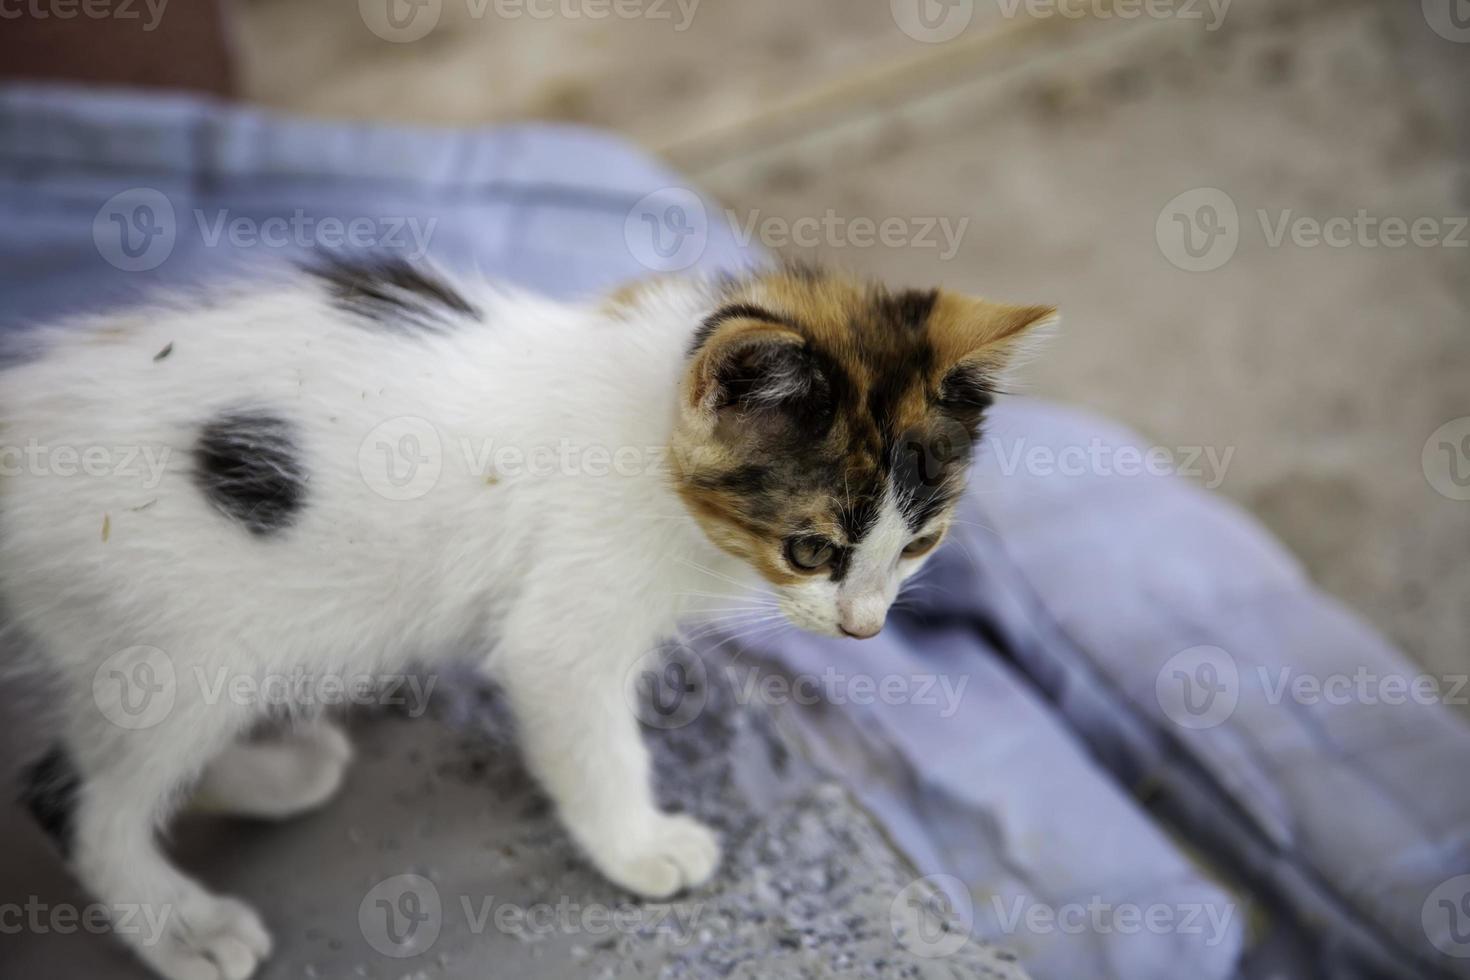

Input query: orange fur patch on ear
[687,319,806,413]
[929,294,1058,368]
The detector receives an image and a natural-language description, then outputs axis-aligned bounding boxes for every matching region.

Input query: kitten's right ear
[684,314,819,424]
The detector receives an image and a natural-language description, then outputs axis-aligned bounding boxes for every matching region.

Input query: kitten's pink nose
[837,599,886,640]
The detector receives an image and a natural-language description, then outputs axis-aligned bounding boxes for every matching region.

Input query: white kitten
[4,257,1053,980]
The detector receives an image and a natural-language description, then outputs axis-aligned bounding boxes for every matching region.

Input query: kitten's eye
[903,534,941,558]
[786,536,836,572]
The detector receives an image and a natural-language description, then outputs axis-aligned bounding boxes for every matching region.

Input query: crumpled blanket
[711,399,1470,979]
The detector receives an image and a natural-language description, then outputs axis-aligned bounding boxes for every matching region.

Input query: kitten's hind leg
[24,695,273,980]
[191,719,353,820]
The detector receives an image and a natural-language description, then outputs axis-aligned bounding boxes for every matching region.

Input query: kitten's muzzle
[836,596,886,639]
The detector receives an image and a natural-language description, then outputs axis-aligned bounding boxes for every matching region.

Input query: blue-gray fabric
[1,82,1465,980]
[0,83,756,329]
[736,402,1470,980]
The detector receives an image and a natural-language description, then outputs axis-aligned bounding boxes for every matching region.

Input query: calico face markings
[673,266,1055,587]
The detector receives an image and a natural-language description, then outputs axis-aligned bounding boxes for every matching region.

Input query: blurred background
[232,0,1468,684]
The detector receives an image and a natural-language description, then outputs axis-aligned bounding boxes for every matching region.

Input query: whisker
[945,517,1000,539]
[682,607,784,627]
[722,622,794,667]
[673,589,778,605]
[675,557,766,594]
[703,618,791,657]
[679,607,786,633]
[682,611,782,630]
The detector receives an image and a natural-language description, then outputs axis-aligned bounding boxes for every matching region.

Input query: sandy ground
[235,0,1468,680]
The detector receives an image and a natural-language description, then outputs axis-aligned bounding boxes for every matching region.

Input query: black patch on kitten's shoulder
[194,410,306,536]
[19,745,81,857]
[305,253,481,334]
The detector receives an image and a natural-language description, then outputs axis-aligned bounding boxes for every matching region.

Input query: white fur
[190,720,354,820]
[0,269,938,980]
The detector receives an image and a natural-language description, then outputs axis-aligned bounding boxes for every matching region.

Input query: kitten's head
[671,266,1055,639]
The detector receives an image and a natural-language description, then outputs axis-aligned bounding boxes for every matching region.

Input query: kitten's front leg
[489,623,720,898]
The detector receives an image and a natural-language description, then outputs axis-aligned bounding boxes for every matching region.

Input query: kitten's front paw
[598,813,721,899]
[138,894,272,980]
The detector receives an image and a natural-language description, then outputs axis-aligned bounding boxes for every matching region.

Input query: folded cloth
[718,616,1246,980]
[858,400,1470,979]
[0,83,756,330]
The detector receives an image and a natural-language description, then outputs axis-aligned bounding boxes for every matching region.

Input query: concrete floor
[235,0,1469,678]
[0,665,1030,980]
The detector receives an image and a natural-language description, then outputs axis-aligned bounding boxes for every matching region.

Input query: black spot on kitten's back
[305,253,481,334]
[194,410,306,536]
[19,745,81,857]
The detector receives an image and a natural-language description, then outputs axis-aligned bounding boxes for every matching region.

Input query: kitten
[3,257,1053,980]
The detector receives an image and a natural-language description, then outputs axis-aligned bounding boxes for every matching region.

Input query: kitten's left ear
[683,317,820,423]
[929,293,1059,372]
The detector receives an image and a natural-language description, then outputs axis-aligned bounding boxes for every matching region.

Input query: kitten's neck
[579,277,763,613]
